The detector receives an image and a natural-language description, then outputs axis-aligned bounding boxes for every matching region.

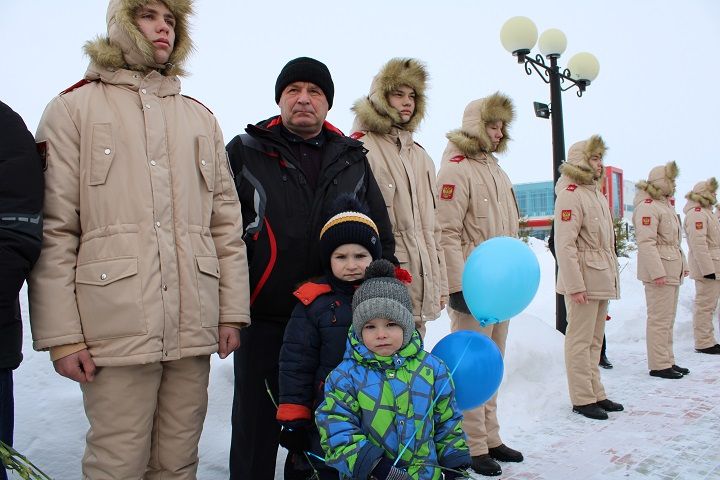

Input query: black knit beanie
[275,57,335,108]
[319,195,381,268]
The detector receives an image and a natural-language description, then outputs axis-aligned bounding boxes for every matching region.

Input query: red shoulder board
[182,95,213,114]
[59,79,94,95]
[350,131,366,140]
[293,282,333,305]
[669,198,675,206]
[566,184,577,192]
[449,155,465,163]
[644,198,653,203]
[695,207,702,211]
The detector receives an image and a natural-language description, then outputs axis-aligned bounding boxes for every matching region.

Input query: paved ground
[490,346,720,480]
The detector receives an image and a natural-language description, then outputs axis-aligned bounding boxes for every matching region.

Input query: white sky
[2,0,719,199]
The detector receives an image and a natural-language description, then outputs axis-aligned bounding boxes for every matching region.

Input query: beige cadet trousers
[449,307,508,456]
[564,298,607,406]
[80,355,211,480]
[644,283,679,370]
[693,278,720,349]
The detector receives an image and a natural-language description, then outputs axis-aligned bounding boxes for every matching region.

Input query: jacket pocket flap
[76,257,138,286]
[196,256,220,278]
[586,259,608,270]
[197,136,214,191]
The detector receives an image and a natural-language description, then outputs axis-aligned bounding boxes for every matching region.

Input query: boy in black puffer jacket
[276,195,384,479]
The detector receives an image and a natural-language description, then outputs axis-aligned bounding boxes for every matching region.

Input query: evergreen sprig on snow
[0,442,51,480]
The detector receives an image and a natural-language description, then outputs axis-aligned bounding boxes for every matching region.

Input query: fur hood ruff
[84,0,194,77]
[559,135,607,185]
[685,177,718,207]
[636,161,679,200]
[352,58,428,134]
[446,92,514,155]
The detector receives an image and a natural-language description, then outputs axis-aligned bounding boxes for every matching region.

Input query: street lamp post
[500,17,600,333]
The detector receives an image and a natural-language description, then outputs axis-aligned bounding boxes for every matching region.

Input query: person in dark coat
[276,195,382,480]
[226,57,396,480]
[0,100,44,480]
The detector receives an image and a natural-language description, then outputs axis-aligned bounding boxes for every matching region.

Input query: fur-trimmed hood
[446,92,514,155]
[636,161,679,200]
[84,0,194,77]
[351,58,428,134]
[558,135,607,185]
[685,177,718,208]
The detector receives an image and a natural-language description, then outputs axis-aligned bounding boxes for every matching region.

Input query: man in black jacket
[226,57,395,480]
[0,101,43,480]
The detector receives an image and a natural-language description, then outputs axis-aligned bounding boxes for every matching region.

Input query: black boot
[597,398,624,412]
[488,444,523,462]
[471,455,502,476]
[599,353,613,369]
[649,368,683,379]
[672,364,689,375]
[572,403,608,420]
[696,344,720,354]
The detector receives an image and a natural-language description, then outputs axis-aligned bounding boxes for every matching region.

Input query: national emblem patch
[696,221,704,230]
[561,210,572,222]
[440,184,455,200]
[642,217,651,226]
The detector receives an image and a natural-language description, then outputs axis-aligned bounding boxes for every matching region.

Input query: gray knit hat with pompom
[352,259,414,348]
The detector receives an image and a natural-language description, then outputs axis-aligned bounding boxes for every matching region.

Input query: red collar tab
[350,131,366,140]
[59,79,94,95]
[644,198,653,203]
[293,282,333,305]
[695,207,702,211]
[449,155,465,163]
[566,184,577,192]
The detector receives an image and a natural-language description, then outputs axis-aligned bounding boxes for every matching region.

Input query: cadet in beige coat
[683,177,720,354]
[554,135,622,421]
[632,161,689,379]
[436,93,522,477]
[350,58,447,335]
[28,1,250,478]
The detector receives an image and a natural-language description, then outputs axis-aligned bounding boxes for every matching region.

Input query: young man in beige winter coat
[29,1,250,478]
[554,135,622,421]
[632,161,689,379]
[436,93,522,477]
[350,58,447,336]
[683,177,720,354]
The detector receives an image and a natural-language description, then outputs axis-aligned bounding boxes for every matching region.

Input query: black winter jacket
[0,101,44,370]
[227,117,395,324]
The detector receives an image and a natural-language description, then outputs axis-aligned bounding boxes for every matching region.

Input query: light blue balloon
[431,331,504,410]
[462,236,540,326]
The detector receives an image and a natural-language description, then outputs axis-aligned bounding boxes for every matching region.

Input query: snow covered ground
[11,237,720,479]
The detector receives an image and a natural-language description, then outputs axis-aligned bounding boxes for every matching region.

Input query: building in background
[514,166,631,239]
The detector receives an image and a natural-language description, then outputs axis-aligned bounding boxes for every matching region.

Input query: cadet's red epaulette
[350,131,366,140]
[644,198,653,203]
[182,95,213,114]
[566,184,577,191]
[695,207,702,211]
[449,155,465,163]
[293,282,333,305]
[59,79,95,95]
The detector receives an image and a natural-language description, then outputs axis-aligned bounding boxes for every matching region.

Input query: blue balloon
[432,331,504,410]
[462,236,540,326]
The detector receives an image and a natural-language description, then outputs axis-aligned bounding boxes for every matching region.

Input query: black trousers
[230,321,286,480]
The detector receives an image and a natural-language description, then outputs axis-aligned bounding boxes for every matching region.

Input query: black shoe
[488,443,523,462]
[471,455,502,476]
[672,364,689,375]
[572,403,608,420]
[649,368,683,379]
[599,354,613,369]
[597,398,624,412]
[696,344,720,354]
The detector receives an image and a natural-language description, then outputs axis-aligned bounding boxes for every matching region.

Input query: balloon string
[393,338,473,467]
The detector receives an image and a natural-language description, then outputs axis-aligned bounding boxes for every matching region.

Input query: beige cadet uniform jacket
[632,191,687,285]
[29,64,251,367]
[354,128,447,321]
[436,144,519,295]
[554,176,619,300]
[683,200,720,279]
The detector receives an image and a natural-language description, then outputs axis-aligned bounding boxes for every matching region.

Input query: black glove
[278,425,311,454]
[370,457,411,480]
[448,291,471,315]
[704,273,717,280]
[443,464,471,479]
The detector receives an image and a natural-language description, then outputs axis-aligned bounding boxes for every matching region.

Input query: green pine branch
[0,442,51,480]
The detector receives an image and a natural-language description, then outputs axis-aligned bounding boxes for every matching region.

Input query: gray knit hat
[352,259,414,348]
